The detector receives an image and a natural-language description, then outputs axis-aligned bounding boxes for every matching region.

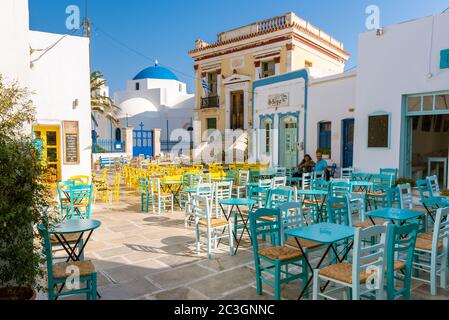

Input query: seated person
[293,154,315,177]
[315,151,330,181]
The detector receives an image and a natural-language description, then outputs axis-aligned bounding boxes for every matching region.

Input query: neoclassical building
[189,12,349,141]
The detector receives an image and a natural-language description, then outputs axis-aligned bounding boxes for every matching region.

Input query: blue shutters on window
[318,122,331,149]
[441,49,449,69]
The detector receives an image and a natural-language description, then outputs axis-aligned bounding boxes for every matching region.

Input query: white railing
[216,12,344,51]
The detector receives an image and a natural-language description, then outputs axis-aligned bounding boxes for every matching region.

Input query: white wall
[29,31,92,181]
[253,76,306,166]
[354,12,449,174]
[113,78,194,145]
[0,0,29,86]
[307,71,357,167]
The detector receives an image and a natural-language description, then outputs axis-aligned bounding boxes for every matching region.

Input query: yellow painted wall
[291,46,344,73]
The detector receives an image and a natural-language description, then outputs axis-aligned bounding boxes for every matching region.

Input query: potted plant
[317,148,331,159]
[0,77,52,300]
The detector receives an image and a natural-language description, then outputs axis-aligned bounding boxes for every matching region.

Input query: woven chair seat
[284,238,322,250]
[303,199,326,206]
[258,246,303,261]
[409,207,428,213]
[319,261,404,284]
[50,233,82,243]
[353,219,384,228]
[198,218,228,228]
[418,232,433,241]
[367,191,386,197]
[52,260,95,280]
[415,237,443,251]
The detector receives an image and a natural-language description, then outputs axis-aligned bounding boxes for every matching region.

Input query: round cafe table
[49,219,101,263]
[219,198,256,255]
[48,219,101,298]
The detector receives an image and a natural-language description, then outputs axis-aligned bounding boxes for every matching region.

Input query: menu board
[368,115,389,148]
[63,121,80,165]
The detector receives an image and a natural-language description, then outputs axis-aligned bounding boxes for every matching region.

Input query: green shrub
[395,178,416,188]
[0,77,54,296]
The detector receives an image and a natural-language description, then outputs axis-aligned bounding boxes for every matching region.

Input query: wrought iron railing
[93,139,125,153]
[201,96,220,109]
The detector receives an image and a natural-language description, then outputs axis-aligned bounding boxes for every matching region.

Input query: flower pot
[0,287,36,300]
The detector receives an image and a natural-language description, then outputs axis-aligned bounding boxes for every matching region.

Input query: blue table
[420,196,449,222]
[219,198,256,254]
[350,181,374,193]
[287,177,302,186]
[286,223,355,299]
[49,219,101,298]
[49,219,101,262]
[366,208,424,225]
[352,173,372,181]
[297,189,329,222]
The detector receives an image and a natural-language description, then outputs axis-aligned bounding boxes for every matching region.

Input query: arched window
[115,128,122,142]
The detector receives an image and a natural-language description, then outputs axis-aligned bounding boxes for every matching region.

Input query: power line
[90,21,260,95]
[443,6,449,13]
[30,28,81,64]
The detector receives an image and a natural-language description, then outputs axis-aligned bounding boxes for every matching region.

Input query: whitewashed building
[0,0,91,182]
[252,11,449,186]
[95,63,195,156]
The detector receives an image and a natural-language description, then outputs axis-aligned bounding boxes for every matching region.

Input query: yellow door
[33,125,61,182]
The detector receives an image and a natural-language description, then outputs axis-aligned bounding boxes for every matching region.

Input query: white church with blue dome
[94,63,195,156]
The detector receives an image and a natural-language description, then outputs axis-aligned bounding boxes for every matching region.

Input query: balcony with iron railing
[201,95,220,109]
[215,12,344,51]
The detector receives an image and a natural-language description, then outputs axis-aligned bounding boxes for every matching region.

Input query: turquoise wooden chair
[57,181,75,218]
[385,223,419,300]
[279,202,323,283]
[249,208,308,300]
[327,195,353,263]
[139,177,150,212]
[265,188,292,209]
[179,174,201,209]
[330,180,351,197]
[397,183,428,232]
[380,168,398,186]
[38,224,97,300]
[233,186,269,236]
[313,223,388,300]
[303,179,330,222]
[66,184,93,219]
[327,195,352,226]
[367,174,393,210]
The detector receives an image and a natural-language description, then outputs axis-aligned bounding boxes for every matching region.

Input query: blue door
[342,119,354,168]
[133,123,154,158]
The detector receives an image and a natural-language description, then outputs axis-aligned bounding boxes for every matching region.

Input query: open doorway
[409,114,449,187]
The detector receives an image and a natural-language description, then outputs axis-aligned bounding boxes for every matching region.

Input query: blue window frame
[440,49,449,69]
[318,121,332,150]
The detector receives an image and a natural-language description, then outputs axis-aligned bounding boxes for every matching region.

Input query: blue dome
[133,65,178,81]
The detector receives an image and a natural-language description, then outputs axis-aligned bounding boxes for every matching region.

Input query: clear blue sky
[29,0,449,94]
